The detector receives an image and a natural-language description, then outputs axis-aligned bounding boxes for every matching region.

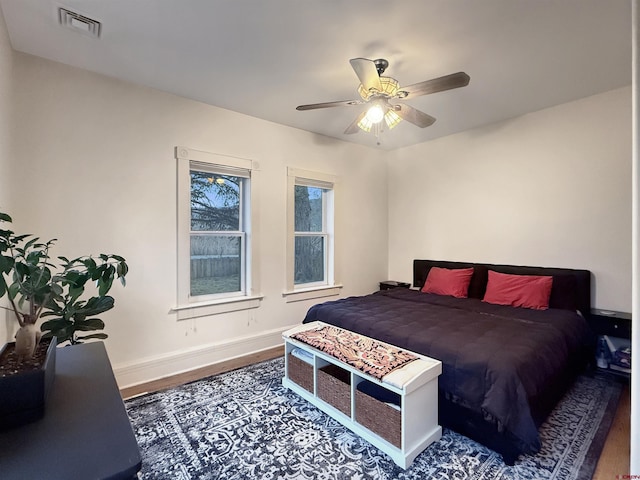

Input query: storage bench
[282,321,442,468]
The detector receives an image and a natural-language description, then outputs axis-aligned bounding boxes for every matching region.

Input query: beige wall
[387,87,632,312]
[0,6,11,208]
[9,53,389,386]
[0,6,13,341]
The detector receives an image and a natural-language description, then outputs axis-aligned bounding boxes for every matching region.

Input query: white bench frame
[282,321,442,468]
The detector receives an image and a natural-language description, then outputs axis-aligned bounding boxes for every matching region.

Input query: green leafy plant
[0,212,128,358]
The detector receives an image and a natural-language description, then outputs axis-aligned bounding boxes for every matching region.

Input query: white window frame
[173,147,262,319]
[283,167,342,303]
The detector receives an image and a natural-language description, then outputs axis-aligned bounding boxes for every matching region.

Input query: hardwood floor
[120,348,631,475]
[119,346,285,400]
[593,382,631,479]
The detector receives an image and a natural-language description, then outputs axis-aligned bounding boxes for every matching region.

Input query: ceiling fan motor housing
[373,59,389,75]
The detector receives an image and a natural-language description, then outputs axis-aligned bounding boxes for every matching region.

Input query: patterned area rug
[125,358,621,480]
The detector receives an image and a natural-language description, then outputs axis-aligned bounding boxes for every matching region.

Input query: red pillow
[483,271,553,310]
[421,267,474,298]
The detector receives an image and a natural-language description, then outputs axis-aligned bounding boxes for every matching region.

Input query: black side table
[588,309,632,381]
[380,280,411,291]
[588,309,631,339]
[0,342,142,480]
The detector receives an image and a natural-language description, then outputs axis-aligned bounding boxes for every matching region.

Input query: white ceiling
[0,0,632,150]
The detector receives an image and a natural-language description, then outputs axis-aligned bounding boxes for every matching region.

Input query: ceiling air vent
[58,7,101,38]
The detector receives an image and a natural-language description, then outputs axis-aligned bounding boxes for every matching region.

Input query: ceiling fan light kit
[364,103,385,123]
[357,104,402,133]
[296,58,470,144]
[383,108,402,129]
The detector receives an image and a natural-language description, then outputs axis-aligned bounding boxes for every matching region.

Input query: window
[174,147,261,319]
[294,183,329,286]
[285,168,342,302]
[190,168,247,297]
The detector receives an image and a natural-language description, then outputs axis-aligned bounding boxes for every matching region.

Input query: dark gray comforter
[302,288,592,454]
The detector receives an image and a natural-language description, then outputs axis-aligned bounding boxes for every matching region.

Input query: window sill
[282,284,343,303]
[172,295,263,320]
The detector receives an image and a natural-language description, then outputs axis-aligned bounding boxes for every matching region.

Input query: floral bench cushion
[290,325,418,380]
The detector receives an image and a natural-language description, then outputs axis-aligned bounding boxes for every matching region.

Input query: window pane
[294,235,325,284]
[294,185,323,232]
[190,235,241,296]
[191,171,240,231]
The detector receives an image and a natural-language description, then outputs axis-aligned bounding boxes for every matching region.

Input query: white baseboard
[113,324,298,389]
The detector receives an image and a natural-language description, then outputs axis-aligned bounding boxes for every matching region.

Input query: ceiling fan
[296,58,470,137]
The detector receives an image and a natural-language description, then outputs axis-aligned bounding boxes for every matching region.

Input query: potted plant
[0,211,128,429]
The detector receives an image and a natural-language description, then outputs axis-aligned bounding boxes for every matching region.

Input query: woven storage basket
[317,364,351,416]
[355,390,402,447]
[287,353,313,393]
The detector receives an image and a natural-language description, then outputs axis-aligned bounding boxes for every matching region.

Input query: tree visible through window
[294,184,329,285]
[190,170,245,297]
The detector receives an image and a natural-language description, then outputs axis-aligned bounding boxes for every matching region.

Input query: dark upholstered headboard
[413,259,592,316]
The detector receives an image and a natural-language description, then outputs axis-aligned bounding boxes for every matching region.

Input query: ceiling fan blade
[344,111,367,134]
[399,72,470,98]
[350,58,382,94]
[296,100,361,111]
[395,104,436,128]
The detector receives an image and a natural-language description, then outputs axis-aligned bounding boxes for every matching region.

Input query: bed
[302,259,595,464]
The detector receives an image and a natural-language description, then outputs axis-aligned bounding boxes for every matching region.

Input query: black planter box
[0,337,57,430]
